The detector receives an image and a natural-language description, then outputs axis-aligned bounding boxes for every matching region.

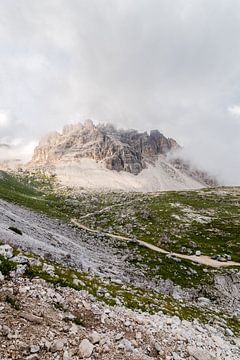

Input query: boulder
[12,255,30,264]
[42,263,55,276]
[30,345,40,354]
[0,244,13,258]
[187,346,217,360]
[89,331,101,345]
[78,339,94,358]
[50,338,66,352]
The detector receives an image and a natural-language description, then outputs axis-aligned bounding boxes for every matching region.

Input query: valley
[1,1,239,357]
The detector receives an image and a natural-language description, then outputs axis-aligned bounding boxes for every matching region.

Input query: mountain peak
[29,121,216,191]
[30,121,180,176]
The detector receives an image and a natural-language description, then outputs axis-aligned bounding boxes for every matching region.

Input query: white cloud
[0,112,9,128]
[0,139,37,161]
[19,140,38,161]
[228,105,240,116]
[0,0,239,183]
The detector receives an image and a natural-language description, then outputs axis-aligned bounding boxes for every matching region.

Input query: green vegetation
[0,170,239,290]
[0,169,239,336]
[1,170,239,261]
[126,241,214,288]
[0,170,75,220]
[0,255,17,276]
[5,294,20,310]
[0,170,139,220]
[29,260,240,335]
[78,188,240,261]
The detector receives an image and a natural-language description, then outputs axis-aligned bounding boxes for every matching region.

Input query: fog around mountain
[0,0,240,184]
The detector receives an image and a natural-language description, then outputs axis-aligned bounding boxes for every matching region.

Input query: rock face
[29,120,217,191]
[214,273,240,311]
[31,120,179,175]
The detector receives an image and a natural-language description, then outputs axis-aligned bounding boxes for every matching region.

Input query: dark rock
[8,226,23,235]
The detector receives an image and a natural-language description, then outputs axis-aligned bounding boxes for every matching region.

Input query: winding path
[71,219,240,268]
[78,200,135,220]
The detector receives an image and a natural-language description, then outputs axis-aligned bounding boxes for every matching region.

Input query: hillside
[0,170,239,359]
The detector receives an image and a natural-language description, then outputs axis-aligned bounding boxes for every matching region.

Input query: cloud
[0,111,9,128]
[228,105,240,116]
[0,140,37,161]
[0,0,239,183]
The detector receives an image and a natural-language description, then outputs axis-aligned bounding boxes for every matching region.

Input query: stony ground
[0,197,129,277]
[1,272,240,360]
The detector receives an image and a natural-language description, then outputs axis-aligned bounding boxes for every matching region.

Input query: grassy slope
[0,170,123,219]
[1,170,240,333]
[0,170,239,288]
[0,170,71,220]
[78,189,240,261]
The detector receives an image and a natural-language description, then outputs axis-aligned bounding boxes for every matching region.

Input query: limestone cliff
[31,120,179,175]
[29,120,217,191]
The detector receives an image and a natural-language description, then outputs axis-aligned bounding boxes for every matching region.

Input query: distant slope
[0,170,67,219]
[56,156,205,191]
[0,170,41,203]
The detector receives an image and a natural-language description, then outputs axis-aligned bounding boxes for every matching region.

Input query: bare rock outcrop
[29,120,217,190]
[30,120,179,175]
[214,272,240,311]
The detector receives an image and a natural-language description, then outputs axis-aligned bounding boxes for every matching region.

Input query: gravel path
[71,219,240,268]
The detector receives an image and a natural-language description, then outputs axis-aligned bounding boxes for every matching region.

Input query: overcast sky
[0,0,240,184]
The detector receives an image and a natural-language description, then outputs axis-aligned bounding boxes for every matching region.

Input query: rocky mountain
[29,120,216,191]
[31,120,179,174]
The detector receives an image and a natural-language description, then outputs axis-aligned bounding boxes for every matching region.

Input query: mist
[0,0,240,184]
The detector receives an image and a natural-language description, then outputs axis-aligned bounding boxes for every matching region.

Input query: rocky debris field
[1,253,240,360]
[0,197,140,280]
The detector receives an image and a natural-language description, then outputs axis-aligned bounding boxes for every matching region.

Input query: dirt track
[71,219,240,268]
